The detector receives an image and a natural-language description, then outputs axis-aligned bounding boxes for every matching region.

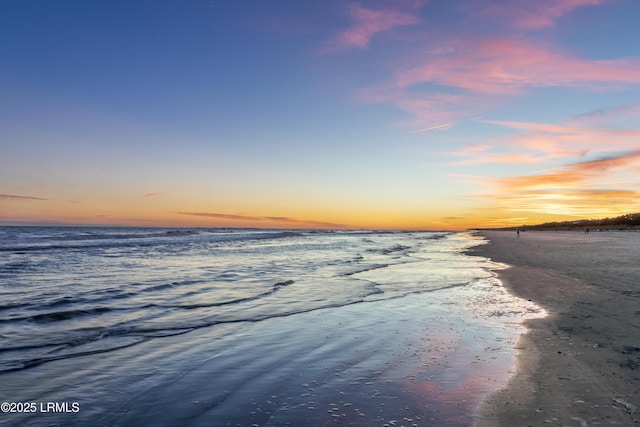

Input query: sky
[2,0,640,230]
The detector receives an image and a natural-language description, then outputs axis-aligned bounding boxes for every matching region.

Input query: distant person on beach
[517,229,520,237]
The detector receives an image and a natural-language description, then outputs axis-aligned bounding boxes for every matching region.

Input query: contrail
[413,123,453,133]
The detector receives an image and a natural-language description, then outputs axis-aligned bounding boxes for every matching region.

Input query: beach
[471,230,640,426]
[6,227,635,426]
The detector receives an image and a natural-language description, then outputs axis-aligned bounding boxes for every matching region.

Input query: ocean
[0,227,542,426]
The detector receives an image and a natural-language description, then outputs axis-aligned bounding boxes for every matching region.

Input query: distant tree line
[516,212,640,231]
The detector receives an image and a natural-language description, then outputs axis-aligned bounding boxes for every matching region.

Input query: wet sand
[471,230,640,426]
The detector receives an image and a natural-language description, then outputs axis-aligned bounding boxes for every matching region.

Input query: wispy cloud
[449,152,546,166]
[174,211,348,228]
[142,189,196,199]
[570,150,640,175]
[477,117,640,160]
[0,193,48,201]
[356,90,483,127]
[480,118,640,137]
[320,2,422,54]
[568,104,640,125]
[174,212,263,221]
[142,192,165,198]
[445,131,584,166]
[264,216,349,228]
[394,39,640,96]
[479,0,605,30]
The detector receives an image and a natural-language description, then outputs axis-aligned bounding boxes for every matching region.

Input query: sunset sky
[2,0,640,229]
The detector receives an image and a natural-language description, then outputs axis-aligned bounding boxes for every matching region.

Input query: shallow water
[0,227,542,426]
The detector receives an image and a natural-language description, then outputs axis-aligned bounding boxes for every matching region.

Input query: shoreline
[470,230,640,426]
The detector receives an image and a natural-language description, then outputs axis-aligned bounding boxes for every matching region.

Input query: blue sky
[2,0,640,228]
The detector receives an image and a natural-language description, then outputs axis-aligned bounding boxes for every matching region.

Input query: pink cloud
[320,0,630,128]
[453,111,637,164]
[356,36,640,127]
[356,88,487,126]
[446,144,547,166]
[479,0,605,30]
[321,2,422,54]
[142,192,164,198]
[449,152,545,166]
[480,118,640,157]
[350,1,635,126]
[503,121,640,139]
[395,39,640,95]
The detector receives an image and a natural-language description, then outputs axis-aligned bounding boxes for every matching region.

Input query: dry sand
[471,230,640,426]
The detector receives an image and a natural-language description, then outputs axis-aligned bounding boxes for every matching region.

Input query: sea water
[0,227,542,426]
